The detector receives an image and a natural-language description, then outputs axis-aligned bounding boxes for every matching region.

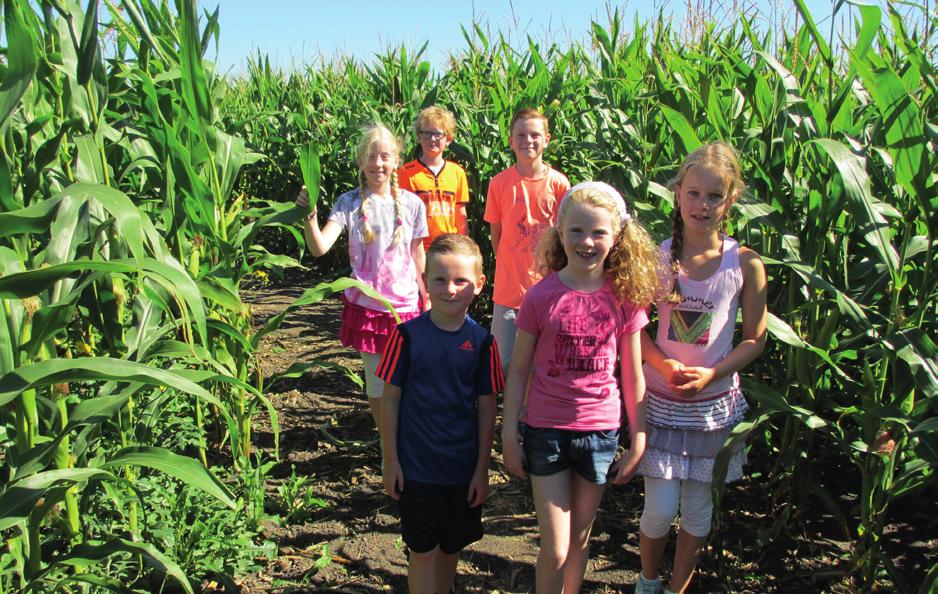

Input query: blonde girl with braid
[297,125,428,435]
[634,143,768,594]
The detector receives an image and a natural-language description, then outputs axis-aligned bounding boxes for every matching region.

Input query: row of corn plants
[0,0,384,590]
[220,2,936,591]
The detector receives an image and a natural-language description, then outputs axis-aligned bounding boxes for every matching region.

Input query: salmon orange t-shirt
[398,159,469,251]
[483,166,570,309]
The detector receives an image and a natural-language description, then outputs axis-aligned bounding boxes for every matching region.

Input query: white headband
[558,181,631,226]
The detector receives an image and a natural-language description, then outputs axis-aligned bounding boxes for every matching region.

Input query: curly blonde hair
[414,106,456,139]
[355,125,404,245]
[667,142,746,303]
[536,186,659,307]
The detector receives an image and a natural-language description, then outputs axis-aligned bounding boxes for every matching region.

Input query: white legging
[360,351,385,399]
[640,477,713,538]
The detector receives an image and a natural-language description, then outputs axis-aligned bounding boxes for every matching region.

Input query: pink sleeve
[620,302,649,335]
[515,289,540,335]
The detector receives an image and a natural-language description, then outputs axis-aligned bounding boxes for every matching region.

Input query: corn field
[0,0,935,592]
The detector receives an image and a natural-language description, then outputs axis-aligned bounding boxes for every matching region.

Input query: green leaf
[740,378,827,429]
[913,433,938,466]
[0,0,38,129]
[792,0,832,65]
[0,468,118,531]
[0,357,213,408]
[659,105,701,154]
[711,410,773,515]
[298,141,321,210]
[268,360,364,389]
[251,277,401,348]
[810,138,899,281]
[892,329,938,399]
[76,0,101,86]
[766,313,847,379]
[74,135,107,184]
[102,446,235,509]
[911,418,938,435]
[846,0,881,60]
[175,0,214,148]
[55,539,193,594]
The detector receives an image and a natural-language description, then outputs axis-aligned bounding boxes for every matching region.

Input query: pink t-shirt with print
[515,273,649,431]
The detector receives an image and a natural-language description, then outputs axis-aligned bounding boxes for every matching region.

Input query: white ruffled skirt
[637,388,748,483]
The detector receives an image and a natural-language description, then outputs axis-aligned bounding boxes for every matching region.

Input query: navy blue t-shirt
[377,313,505,484]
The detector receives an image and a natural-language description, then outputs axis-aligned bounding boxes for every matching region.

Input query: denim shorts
[521,423,620,485]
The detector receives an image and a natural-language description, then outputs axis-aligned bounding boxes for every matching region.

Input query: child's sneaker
[634,573,662,594]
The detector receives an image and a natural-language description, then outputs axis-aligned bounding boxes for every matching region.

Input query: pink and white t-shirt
[328,188,428,313]
[515,273,649,431]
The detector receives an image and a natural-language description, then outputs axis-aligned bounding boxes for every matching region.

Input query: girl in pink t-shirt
[297,125,428,434]
[501,182,660,593]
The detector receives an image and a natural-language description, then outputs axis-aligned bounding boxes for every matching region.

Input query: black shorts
[398,481,483,555]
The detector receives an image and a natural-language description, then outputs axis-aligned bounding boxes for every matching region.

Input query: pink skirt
[339,296,420,354]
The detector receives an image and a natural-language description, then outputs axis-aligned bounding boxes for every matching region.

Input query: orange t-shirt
[398,159,469,251]
[483,166,571,309]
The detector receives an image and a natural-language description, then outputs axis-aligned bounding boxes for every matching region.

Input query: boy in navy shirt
[378,233,505,594]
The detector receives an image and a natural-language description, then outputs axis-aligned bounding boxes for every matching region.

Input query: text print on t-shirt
[669,294,714,346]
[414,189,457,218]
[547,303,613,378]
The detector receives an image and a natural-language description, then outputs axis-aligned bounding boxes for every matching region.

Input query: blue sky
[211,0,842,75]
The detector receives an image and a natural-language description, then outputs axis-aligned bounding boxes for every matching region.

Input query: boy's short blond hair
[426,233,483,277]
[414,106,456,139]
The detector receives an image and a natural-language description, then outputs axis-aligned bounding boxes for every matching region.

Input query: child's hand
[661,358,688,386]
[610,448,643,485]
[501,435,527,478]
[670,366,716,397]
[383,459,404,500]
[296,186,311,210]
[467,468,490,507]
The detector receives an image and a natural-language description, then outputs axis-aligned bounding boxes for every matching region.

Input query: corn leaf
[103,446,235,509]
[298,141,321,211]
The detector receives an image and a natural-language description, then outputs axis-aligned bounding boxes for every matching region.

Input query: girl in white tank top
[634,144,769,594]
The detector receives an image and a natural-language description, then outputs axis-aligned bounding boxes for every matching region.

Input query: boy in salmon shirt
[399,106,470,252]
[483,108,570,373]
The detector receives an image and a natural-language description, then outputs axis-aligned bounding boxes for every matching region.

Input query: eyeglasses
[418,130,447,141]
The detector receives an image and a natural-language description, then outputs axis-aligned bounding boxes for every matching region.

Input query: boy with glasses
[399,106,471,252]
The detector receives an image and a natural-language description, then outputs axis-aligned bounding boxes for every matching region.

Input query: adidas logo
[459,339,473,351]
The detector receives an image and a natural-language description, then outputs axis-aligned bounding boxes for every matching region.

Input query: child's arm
[296,188,341,256]
[381,383,405,500]
[501,329,536,478]
[489,222,502,255]
[410,238,429,310]
[672,248,768,396]
[468,393,496,507]
[611,329,647,484]
[640,331,689,390]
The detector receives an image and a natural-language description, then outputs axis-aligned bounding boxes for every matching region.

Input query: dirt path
[239,281,934,593]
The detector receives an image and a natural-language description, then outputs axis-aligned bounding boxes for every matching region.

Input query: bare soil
[237,278,936,594]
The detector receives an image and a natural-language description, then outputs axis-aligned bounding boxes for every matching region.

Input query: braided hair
[355,125,404,245]
[667,142,746,304]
